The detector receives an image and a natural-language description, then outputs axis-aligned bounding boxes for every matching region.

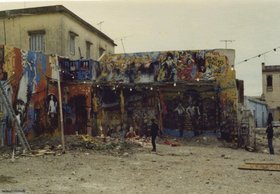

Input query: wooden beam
[238,162,280,171]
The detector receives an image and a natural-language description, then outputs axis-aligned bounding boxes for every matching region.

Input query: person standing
[266,123,274,155]
[150,119,159,152]
[267,112,273,126]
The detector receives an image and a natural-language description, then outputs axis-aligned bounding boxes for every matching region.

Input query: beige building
[0,5,116,60]
[262,62,280,121]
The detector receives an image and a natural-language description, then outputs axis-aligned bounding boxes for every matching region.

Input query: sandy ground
[0,128,280,194]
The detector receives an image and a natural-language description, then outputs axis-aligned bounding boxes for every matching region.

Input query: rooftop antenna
[97,21,104,31]
[120,38,126,53]
[220,40,235,49]
[115,36,130,53]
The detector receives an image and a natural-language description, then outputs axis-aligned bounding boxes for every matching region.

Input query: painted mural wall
[98,49,237,137]
[0,45,96,145]
[0,45,51,145]
[98,50,235,83]
[0,45,238,146]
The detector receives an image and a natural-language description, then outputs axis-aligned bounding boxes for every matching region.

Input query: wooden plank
[238,162,280,171]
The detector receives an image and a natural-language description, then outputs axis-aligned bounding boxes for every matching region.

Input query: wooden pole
[120,89,124,124]
[56,55,65,153]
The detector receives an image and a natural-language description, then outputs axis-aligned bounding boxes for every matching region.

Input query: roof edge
[0,5,117,46]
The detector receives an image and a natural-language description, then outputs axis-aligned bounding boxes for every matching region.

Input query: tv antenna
[115,36,130,53]
[220,40,235,49]
[97,21,104,31]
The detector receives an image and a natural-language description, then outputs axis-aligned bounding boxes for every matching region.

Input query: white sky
[1,0,280,96]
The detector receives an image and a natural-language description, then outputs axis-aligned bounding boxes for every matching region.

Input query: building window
[28,30,45,52]
[69,31,78,55]
[86,41,92,59]
[266,75,273,91]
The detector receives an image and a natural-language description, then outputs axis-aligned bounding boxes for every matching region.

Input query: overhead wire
[236,46,280,66]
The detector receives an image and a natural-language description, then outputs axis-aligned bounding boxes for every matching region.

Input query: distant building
[244,96,268,128]
[0,5,116,60]
[262,63,280,121]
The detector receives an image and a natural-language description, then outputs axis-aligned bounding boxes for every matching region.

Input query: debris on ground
[1,128,278,160]
[238,162,280,171]
[163,140,181,147]
[68,135,144,156]
[0,134,147,159]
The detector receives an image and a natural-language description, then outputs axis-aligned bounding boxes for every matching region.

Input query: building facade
[244,96,268,128]
[262,63,280,121]
[0,5,116,60]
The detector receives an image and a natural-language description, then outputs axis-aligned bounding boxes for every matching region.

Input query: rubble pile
[67,135,144,156]
[0,134,146,159]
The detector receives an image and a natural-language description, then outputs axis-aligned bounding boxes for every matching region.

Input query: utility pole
[55,55,65,153]
[220,40,235,49]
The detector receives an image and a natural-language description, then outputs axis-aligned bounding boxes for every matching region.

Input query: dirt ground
[1,128,280,194]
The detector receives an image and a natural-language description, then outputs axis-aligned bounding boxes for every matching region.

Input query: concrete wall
[0,12,114,60]
[0,13,62,54]
[61,14,114,59]
[262,63,280,121]
[244,96,268,127]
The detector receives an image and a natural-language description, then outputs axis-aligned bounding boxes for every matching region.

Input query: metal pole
[97,21,104,31]
[56,55,65,153]
[121,38,126,53]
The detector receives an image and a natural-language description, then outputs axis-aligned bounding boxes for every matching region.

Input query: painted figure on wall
[157,52,177,82]
[125,62,136,83]
[184,90,202,135]
[46,94,58,131]
[48,94,57,115]
[174,102,186,137]
[193,50,206,73]
[97,61,113,82]
[15,51,38,125]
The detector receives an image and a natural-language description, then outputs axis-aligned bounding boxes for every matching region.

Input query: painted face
[16,100,25,114]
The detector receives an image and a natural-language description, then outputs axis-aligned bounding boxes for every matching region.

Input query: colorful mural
[0,45,238,146]
[98,50,233,83]
[98,49,237,138]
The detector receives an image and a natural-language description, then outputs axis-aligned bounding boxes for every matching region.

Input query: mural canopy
[97,49,235,85]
